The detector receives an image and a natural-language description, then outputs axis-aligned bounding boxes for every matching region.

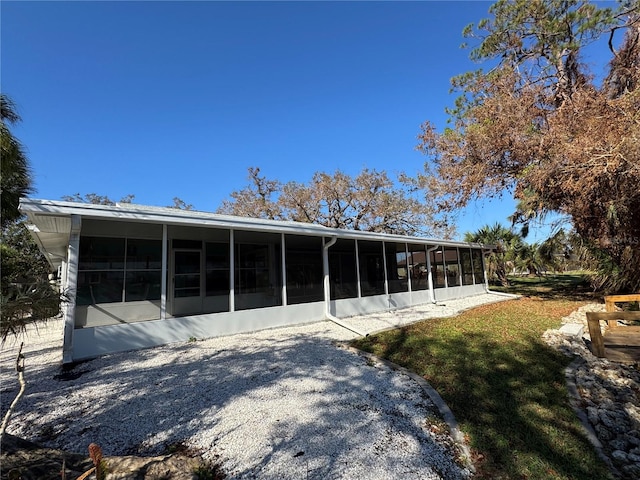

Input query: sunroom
[20,199,489,363]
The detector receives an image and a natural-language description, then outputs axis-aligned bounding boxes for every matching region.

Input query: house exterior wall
[72,301,326,360]
[68,222,491,361]
[19,199,492,363]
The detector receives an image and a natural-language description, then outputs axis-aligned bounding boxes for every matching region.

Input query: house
[20,198,490,363]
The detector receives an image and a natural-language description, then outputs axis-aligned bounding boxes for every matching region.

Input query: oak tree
[218,167,453,238]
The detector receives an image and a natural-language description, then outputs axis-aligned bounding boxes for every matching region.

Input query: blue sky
[2,1,586,240]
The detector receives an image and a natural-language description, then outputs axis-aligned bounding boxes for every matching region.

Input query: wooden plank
[603,326,640,363]
[604,294,640,306]
[586,312,640,322]
[586,312,640,360]
[605,294,640,328]
[586,312,606,358]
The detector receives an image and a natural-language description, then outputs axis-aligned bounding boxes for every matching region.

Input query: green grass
[352,276,613,479]
[491,272,600,302]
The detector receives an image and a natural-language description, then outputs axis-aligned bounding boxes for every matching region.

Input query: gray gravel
[1,294,510,479]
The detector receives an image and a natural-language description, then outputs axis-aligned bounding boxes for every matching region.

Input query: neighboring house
[20,199,489,363]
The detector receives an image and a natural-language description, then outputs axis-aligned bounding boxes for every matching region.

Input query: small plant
[77,442,108,480]
[188,335,198,343]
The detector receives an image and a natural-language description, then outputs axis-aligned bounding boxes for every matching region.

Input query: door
[171,249,203,316]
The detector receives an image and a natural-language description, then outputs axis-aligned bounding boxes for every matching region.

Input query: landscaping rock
[543,303,640,480]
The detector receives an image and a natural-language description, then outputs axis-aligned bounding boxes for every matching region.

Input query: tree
[1,94,33,227]
[218,167,282,220]
[61,193,135,205]
[418,0,640,292]
[167,197,194,210]
[1,95,61,340]
[512,241,544,277]
[536,228,590,273]
[1,223,61,341]
[464,223,522,286]
[218,167,453,237]
[63,194,195,210]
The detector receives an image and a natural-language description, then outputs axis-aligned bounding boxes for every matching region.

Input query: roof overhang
[19,198,493,269]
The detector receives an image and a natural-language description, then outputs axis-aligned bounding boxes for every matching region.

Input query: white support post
[482,249,490,290]
[229,229,235,312]
[406,243,412,293]
[160,224,168,320]
[355,240,362,298]
[426,245,438,304]
[382,241,389,296]
[281,233,287,306]
[62,215,81,364]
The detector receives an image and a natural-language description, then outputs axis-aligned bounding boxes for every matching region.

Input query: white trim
[281,233,287,306]
[355,240,362,298]
[161,224,168,320]
[19,198,489,250]
[426,245,438,303]
[229,229,235,312]
[62,215,81,363]
[382,241,389,296]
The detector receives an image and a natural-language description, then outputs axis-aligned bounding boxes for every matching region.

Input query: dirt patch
[0,434,225,480]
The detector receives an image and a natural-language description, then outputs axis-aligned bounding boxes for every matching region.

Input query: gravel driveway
[1,294,510,479]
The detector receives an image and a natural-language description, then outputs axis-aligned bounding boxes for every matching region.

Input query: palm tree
[464,223,522,286]
[1,94,33,227]
[0,95,61,342]
[512,241,543,277]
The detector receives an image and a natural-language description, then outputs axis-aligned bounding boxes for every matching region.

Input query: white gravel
[1,293,511,479]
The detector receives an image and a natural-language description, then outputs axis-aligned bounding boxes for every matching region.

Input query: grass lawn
[352,275,613,480]
[491,272,600,302]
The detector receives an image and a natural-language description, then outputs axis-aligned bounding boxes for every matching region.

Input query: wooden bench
[604,294,640,328]
[586,312,640,358]
[586,294,640,361]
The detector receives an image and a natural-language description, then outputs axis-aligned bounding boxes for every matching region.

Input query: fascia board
[19,198,490,249]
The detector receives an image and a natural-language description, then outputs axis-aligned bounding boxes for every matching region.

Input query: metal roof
[20,198,490,269]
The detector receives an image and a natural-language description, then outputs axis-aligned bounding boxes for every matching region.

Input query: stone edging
[564,358,621,477]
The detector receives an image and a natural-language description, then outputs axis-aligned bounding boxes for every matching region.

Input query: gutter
[480,247,520,298]
[426,245,440,304]
[323,237,368,337]
[485,289,521,298]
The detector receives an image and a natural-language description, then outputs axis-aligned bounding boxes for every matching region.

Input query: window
[234,231,282,310]
[358,240,385,297]
[206,242,230,297]
[444,248,460,287]
[460,248,474,286]
[329,239,358,300]
[386,243,408,294]
[125,239,162,301]
[408,244,428,291]
[472,249,485,285]
[285,235,323,305]
[173,251,201,298]
[430,247,446,288]
[77,237,161,305]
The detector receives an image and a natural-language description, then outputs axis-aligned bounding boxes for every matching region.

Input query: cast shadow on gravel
[1,325,468,480]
